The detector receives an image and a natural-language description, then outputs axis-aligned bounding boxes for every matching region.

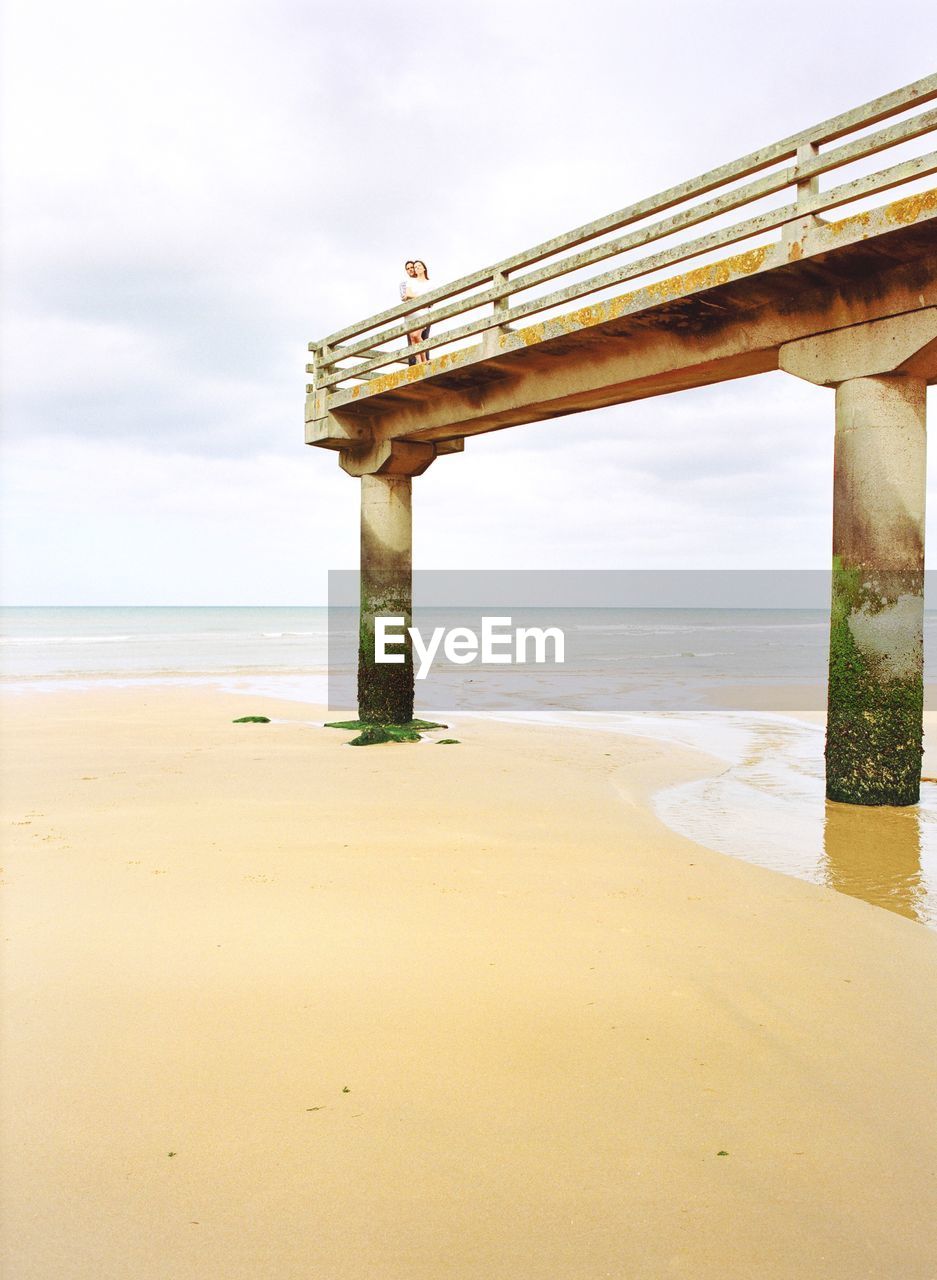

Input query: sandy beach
[2,684,937,1278]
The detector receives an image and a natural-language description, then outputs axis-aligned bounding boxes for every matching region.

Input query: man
[399,261,417,366]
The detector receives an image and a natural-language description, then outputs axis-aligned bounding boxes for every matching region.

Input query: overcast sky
[1,0,934,604]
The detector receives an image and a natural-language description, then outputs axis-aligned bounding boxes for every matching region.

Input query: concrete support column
[338,436,454,724]
[827,374,926,804]
[358,473,414,723]
[780,310,937,805]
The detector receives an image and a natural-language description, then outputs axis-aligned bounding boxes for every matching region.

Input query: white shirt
[400,276,431,304]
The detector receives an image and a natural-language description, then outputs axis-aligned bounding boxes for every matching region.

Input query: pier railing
[309,75,937,395]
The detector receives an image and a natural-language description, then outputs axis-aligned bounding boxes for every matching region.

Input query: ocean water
[3,606,936,929]
[0,606,329,681]
[325,605,840,713]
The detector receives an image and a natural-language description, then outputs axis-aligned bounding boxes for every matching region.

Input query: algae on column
[825,375,926,806]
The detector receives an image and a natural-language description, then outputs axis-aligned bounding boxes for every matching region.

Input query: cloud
[1,0,934,600]
[0,434,357,603]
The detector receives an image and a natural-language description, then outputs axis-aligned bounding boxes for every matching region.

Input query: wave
[575,622,829,634]
[601,650,736,660]
[0,634,134,645]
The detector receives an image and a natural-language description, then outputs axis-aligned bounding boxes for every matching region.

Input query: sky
[1,0,935,604]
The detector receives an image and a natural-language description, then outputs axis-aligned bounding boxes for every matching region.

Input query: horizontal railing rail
[308,75,937,395]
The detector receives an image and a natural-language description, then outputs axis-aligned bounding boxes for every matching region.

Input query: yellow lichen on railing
[885,188,937,225]
[646,245,770,303]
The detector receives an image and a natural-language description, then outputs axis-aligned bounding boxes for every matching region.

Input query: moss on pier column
[826,376,926,806]
[358,473,414,724]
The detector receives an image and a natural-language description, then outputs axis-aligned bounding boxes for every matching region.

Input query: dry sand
[1,684,936,1279]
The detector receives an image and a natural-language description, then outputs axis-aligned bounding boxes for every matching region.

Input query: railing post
[482,271,512,357]
[305,343,322,423]
[784,140,821,251]
[312,343,331,415]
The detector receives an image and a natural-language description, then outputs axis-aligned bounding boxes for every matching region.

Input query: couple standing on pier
[399,259,431,365]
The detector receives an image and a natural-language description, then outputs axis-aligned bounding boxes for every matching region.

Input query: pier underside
[308,209,936,453]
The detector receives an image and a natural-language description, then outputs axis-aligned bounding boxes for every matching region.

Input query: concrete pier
[308,80,937,785]
[781,314,937,804]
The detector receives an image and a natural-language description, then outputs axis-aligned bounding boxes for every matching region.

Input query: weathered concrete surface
[340,439,463,725]
[358,473,415,724]
[781,306,937,805]
[341,439,436,479]
[307,195,937,455]
[779,309,937,385]
[339,437,462,479]
[824,376,927,804]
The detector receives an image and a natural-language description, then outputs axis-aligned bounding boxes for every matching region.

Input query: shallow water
[469,708,937,931]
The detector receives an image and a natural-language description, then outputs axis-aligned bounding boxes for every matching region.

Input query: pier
[307,76,937,805]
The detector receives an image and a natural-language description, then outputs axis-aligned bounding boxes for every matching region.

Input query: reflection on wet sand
[823,800,928,924]
[645,711,937,929]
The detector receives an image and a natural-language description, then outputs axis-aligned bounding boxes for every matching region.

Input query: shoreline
[4,675,937,928]
[2,682,937,1277]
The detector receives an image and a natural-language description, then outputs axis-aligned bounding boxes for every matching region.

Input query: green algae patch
[233,716,270,724]
[326,718,448,746]
[348,725,391,746]
[827,561,923,806]
[325,718,446,732]
[358,575,414,723]
[437,738,460,745]
[349,725,418,745]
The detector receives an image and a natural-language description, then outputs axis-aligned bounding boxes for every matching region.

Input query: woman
[400,259,432,365]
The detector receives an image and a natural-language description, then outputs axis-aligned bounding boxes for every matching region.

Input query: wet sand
[2,684,937,1278]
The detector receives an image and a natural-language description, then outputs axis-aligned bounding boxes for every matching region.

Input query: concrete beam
[305,412,370,450]
[338,437,464,478]
[340,439,437,479]
[779,309,937,385]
